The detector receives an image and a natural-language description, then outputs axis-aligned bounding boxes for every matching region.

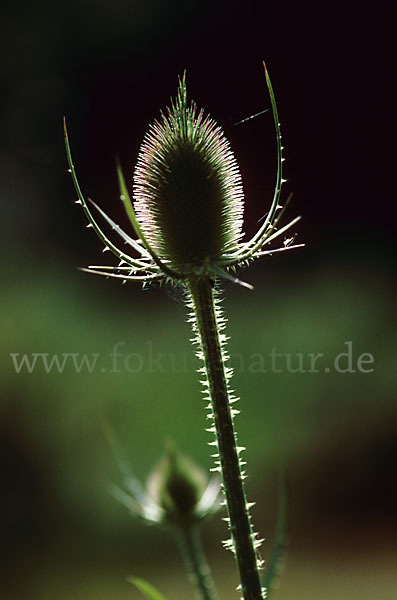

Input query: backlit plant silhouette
[65,63,303,600]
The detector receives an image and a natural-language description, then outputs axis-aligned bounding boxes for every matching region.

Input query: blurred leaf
[127,576,168,600]
[262,476,289,597]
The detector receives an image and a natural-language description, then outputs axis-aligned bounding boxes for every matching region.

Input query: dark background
[1,1,396,599]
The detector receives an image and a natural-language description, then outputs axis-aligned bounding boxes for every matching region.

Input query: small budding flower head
[134,73,244,272]
[147,445,211,527]
[104,429,221,528]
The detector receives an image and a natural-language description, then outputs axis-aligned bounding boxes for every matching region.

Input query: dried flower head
[64,63,303,289]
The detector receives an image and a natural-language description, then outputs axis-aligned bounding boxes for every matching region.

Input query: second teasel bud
[147,446,215,528]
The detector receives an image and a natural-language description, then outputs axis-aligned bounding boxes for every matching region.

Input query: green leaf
[116,159,146,246]
[127,576,168,600]
[116,161,181,279]
[262,475,289,598]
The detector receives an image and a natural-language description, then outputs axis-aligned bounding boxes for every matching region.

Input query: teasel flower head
[134,77,244,271]
[64,63,304,289]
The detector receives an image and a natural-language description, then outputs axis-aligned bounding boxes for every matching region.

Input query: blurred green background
[1,1,395,599]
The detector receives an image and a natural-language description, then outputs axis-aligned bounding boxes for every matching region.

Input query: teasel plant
[64,62,302,600]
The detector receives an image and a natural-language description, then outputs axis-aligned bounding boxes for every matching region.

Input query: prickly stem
[187,275,264,600]
[177,525,219,600]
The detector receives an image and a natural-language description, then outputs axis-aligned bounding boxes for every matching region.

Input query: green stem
[177,525,218,600]
[188,275,263,600]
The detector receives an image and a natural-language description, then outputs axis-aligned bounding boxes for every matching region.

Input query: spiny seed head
[133,73,244,271]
